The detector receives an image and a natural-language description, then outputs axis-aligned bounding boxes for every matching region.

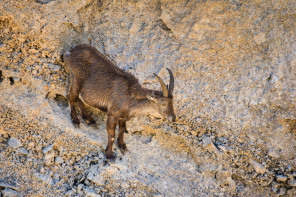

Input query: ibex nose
[168,114,176,122]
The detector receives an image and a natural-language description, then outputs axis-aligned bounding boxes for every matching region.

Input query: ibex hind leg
[67,75,81,126]
[118,120,128,152]
[77,98,96,125]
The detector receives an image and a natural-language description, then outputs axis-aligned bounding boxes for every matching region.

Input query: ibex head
[146,68,176,122]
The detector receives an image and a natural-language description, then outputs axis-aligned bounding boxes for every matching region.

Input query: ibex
[63,44,176,159]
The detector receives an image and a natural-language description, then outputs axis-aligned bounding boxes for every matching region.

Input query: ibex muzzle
[63,44,176,159]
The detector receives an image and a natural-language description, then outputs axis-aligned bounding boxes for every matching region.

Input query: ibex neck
[129,89,160,118]
[129,100,158,118]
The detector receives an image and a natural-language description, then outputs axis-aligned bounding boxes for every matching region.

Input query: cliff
[0,0,295,196]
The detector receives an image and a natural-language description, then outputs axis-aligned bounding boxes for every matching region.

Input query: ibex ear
[146,94,158,103]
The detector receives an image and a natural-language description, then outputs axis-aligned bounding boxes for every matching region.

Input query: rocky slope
[0,0,295,196]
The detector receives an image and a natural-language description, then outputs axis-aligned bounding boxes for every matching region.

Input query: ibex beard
[63,44,176,159]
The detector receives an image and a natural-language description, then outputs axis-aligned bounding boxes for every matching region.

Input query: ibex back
[63,44,176,159]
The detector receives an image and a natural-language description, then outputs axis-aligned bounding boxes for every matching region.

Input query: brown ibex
[63,44,176,159]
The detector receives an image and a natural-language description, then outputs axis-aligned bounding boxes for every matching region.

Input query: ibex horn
[166,68,174,97]
[153,73,169,97]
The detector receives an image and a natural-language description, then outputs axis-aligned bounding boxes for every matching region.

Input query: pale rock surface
[7,137,22,148]
[0,0,296,196]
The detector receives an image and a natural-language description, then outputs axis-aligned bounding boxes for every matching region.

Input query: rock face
[0,0,296,196]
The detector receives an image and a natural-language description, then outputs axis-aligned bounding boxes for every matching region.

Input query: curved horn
[153,73,169,97]
[166,68,174,97]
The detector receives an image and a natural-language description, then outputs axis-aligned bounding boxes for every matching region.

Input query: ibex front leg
[118,120,127,151]
[105,115,117,159]
[67,76,80,125]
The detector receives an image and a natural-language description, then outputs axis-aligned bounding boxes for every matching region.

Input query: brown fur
[63,44,176,159]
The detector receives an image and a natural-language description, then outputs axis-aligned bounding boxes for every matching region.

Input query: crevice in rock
[8,77,14,86]
[35,0,55,4]
[0,70,4,83]
[54,94,68,108]
[157,19,173,33]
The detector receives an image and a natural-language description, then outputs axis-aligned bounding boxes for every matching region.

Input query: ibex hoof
[84,117,96,125]
[71,117,80,126]
[119,143,127,152]
[106,153,115,160]
[74,123,80,129]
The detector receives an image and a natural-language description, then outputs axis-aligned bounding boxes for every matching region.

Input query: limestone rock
[87,169,105,186]
[268,150,280,159]
[42,143,54,154]
[276,175,287,182]
[288,179,296,187]
[0,182,19,192]
[0,127,7,135]
[0,0,296,196]
[44,151,55,165]
[249,159,266,174]
[85,188,101,197]
[33,173,53,185]
[55,156,64,165]
[17,148,29,155]
[1,188,22,197]
[8,137,22,148]
[202,136,223,157]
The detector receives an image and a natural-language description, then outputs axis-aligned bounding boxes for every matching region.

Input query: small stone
[0,43,7,52]
[53,65,60,71]
[69,158,75,164]
[12,77,21,83]
[40,167,45,174]
[42,143,54,154]
[28,49,38,54]
[271,181,281,193]
[32,70,38,75]
[87,166,108,186]
[202,137,212,147]
[2,188,22,197]
[199,163,219,173]
[55,156,64,165]
[182,125,190,131]
[278,187,287,195]
[36,143,43,151]
[268,150,280,159]
[0,127,7,135]
[33,173,53,185]
[18,148,29,155]
[87,172,105,186]
[287,173,294,179]
[53,173,60,181]
[202,136,223,157]
[8,137,22,148]
[276,174,288,182]
[85,188,101,197]
[190,130,197,136]
[218,145,234,153]
[44,152,55,165]
[77,184,84,195]
[77,184,84,190]
[65,190,74,196]
[249,158,266,174]
[76,156,82,162]
[288,179,296,187]
[28,142,35,147]
[0,182,19,192]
